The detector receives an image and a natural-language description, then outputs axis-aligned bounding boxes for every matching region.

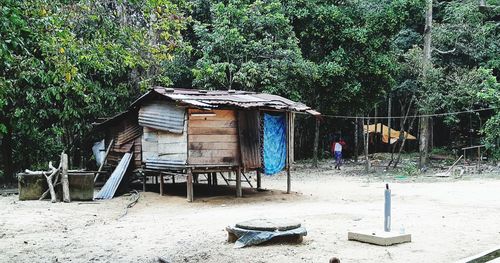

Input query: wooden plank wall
[142,112,188,163]
[187,109,240,165]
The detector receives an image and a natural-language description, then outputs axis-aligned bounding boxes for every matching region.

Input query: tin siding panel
[139,101,186,133]
[238,110,261,169]
[141,115,188,165]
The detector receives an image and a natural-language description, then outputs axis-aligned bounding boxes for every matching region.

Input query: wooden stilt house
[95,87,320,201]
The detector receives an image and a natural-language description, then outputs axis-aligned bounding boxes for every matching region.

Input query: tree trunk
[419,0,433,169]
[1,118,14,184]
[312,118,320,167]
[419,117,430,169]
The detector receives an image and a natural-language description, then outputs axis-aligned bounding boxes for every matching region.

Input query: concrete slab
[348,230,411,246]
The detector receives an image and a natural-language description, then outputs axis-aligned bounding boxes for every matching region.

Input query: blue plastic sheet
[263,113,286,175]
[227,225,307,248]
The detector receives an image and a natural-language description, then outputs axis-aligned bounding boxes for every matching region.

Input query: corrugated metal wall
[138,101,186,133]
[142,122,188,165]
[238,110,261,169]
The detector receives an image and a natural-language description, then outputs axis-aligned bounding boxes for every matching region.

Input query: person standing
[332,138,346,170]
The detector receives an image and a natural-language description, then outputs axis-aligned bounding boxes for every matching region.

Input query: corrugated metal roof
[135,87,320,115]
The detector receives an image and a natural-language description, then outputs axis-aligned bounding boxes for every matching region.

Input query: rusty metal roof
[133,87,320,115]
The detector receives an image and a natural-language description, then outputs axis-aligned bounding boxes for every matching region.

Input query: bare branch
[433,47,456,54]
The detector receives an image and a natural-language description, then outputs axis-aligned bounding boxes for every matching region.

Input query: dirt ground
[1,161,500,263]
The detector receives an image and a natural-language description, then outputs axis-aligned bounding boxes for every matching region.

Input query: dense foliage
[1,0,499,181]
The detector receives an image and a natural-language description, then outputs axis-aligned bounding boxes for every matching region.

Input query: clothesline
[300,106,498,119]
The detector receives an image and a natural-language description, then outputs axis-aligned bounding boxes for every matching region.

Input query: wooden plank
[189,142,239,150]
[157,133,187,144]
[158,153,187,161]
[188,120,237,128]
[188,127,238,135]
[142,141,158,153]
[189,134,238,143]
[142,151,158,161]
[189,149,239,158]
[188,156,239,165]
[189,109,236,120]
[158,143,187,154]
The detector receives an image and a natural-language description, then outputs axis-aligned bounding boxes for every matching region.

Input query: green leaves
[0,0,189,171]
[192,0,305,95]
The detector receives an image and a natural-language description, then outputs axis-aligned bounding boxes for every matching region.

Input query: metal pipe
[384,183,391,232]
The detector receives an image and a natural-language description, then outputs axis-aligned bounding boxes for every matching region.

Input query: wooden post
[387,96,392,152]
[256,170,261,189]
[213,172,218,186]
[374,105,378,152]
[61,153,71,202]
[187,168,193,202]
[286,112,292,194]
[142,171,146,192]
[312,117,320,167]
[477,147,481,173]
[160,173,164,196]
[354,116,359,162]
[236,167,242,197]
[364,118,370,172]
[286,167,291,194]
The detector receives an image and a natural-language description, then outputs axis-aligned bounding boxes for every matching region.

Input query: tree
[192,0,313,99]
[0,0,188,182]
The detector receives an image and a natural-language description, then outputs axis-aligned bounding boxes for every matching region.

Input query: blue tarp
[263,113,286,175]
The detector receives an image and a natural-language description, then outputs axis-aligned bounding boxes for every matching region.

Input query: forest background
[1,0,499,183]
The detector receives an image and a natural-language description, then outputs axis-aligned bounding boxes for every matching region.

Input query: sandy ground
[1,162,500,263]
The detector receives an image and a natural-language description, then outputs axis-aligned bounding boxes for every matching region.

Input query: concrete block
[348,230,411,246]
[18,173,47,200]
